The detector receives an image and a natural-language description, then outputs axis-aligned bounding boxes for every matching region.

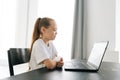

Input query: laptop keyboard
[65,62,88,69]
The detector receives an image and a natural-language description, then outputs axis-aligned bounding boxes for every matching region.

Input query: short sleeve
[32,40,49,64]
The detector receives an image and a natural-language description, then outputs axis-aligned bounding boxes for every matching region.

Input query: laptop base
[64,59,98,72]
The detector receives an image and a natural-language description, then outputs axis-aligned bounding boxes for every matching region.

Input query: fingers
[57,61,64,67]
[60,57,63,61]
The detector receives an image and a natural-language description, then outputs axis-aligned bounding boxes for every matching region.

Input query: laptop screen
[87,41,109,68]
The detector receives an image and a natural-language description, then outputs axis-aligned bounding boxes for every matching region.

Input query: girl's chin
[52,38,55,40]
[50,36,56,40]
[52,37,56,40]
[49,38,55,41]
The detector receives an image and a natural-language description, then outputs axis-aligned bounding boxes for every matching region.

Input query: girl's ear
[41,27,46,33]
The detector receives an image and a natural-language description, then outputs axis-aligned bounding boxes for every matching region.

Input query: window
[0,0,16,60]
[38,0,75,61]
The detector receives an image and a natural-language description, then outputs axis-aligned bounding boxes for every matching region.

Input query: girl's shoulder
[34,39,42,44]
[33,39,43,47]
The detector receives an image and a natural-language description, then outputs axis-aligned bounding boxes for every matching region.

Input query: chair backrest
[8,48,30,76]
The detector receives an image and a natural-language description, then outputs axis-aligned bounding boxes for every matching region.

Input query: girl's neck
[42,38,49,46]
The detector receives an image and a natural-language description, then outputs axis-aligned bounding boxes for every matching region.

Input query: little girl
[29,17,63,70]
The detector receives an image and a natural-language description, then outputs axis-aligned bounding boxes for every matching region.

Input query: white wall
[15,0,38,48]
[15,0,28,47]
[26,0,38,48]
[116,0,120,62]
[83,0,117,62]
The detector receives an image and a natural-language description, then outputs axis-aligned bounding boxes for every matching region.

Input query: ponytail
[30,18,41,54]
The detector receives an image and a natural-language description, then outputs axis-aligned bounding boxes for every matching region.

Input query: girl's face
[42,21,57,41]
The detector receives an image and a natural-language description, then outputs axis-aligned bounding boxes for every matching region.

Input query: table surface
[2,62,120,80]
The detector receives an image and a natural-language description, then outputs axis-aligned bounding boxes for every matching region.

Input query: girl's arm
[43,59,57,69]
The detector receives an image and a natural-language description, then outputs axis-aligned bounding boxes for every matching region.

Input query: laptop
[64,41,109,72]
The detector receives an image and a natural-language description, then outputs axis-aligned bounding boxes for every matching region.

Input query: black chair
[7,48,30,76]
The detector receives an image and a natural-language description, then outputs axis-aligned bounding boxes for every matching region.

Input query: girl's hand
[56,57,64,67]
